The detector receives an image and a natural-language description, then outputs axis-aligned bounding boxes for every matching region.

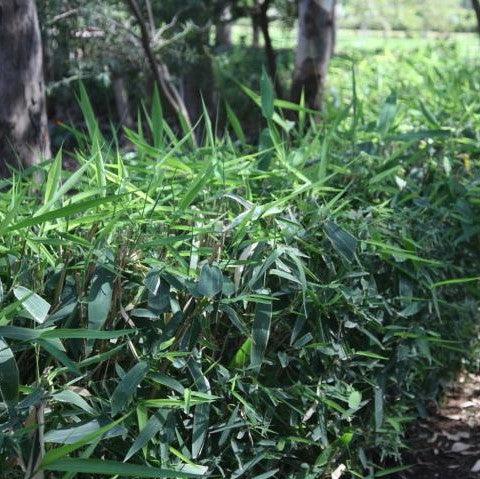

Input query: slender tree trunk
[291,0,336,110]
[125,0,193,133]
[0,0,51,177]
[112,76,134,130]
[216,6,232,48]
[258,0,283,97]
[252,14,260,47]
[181,29,215,139]
[472,0,480,37]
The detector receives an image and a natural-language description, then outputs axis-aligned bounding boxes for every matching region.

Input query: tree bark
[0,0,51,177]
[216,5,232,48]
[252,14,260,47]
[112,76,134,130]
[258,0,283,97]
[291,0,336,110]
[472,0,480,37]
[181,29,215,140]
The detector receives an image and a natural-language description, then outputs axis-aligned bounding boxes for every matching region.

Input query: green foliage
[340,0,477,32]
[0,44,479,478]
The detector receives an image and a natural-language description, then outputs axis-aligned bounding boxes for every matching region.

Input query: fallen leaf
[471,459,480,472]
[442,430,470,441]
[331,464,346,479]
[451,442,471,453]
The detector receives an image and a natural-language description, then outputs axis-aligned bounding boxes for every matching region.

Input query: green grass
[232,21,479,58]
[0,44,480,478]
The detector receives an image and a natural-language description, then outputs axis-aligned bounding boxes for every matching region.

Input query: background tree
[472,0,480,36]
[0,0,50,176]
[291,0,336,110]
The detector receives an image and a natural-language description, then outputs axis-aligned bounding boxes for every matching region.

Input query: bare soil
[396,372,480,479]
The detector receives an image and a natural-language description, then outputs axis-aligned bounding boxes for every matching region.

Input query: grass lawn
[232,20,480,58]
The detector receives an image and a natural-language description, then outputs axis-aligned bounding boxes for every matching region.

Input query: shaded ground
[397,372,480,479]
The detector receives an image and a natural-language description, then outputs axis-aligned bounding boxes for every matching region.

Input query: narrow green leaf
[44,148,63,206]
[52,390,95,415]
[431,276,480,288]
[378,92,397,134]
[260,68,275,120]
[42,414,130,465]
[37,339,80,375]
[229,338,252,369]
[196,264,223,297]
[13,286,50,324]
[151,85,164,149]
[374,386,384,432]
[44,419,124,445]
[40,328,135,340]
[374,465,412,477]
[0,326,40,341]
[78,82,101,141]
[324,221,358,263]
[5,195,124,232]
[252,470,280,479]
[188,360,210,459]
[418,99,440,128]
[0,338,19,404]
[178,165,213,210]
[226,102,246,142]
[88,266,114,331]
[43,458,203,477]
[250,299,272,372]
[124,411,166,462]
[111,361,149,416]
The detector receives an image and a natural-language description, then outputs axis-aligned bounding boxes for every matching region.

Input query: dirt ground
[395,372,480,479]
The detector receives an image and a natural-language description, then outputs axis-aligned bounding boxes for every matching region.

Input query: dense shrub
[0,45,479,478]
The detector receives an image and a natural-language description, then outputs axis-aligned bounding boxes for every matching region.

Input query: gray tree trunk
[216,6,232,48]
[291,0,336,110]
[0,0,51,177]
[252,15,260,47]
[472,0,480,37]
[112,76,134,130]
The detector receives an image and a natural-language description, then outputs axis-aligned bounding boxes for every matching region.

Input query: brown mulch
[396,372,480,479]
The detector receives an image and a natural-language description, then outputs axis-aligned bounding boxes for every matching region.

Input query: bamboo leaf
[324,221,358,263]
[250,299,272,372]
[260,68,275,120]
[0,338,19,405]
[196,264,223,297]
[88,265,114,331]
[111,361,149,416]
[42,458,203,477]
[13,286,50,324]
[124,411,166,462]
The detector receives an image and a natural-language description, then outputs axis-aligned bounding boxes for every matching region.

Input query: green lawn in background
[232,20,480,58]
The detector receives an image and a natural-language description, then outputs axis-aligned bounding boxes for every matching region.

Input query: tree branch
[124,0,193,131]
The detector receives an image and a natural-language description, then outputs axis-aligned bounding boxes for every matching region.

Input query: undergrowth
[0,44,479,478]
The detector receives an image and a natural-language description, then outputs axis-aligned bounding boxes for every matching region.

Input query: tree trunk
[252,14,260,47]
[125,0,193,134]
[112,76,134,130]
[181,30,215,140]
[258,0,283,97]
[472,0,480,37]
[291,0,336,110]
[216,6,232,49]
[0,0,51,177]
